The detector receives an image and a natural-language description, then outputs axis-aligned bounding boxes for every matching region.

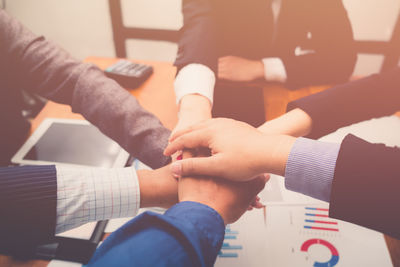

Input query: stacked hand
[164,118,296,181]
[177,150,268,224]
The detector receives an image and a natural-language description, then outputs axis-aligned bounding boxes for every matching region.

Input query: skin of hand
[257,108,313,137]
[174,94,212,135]
[218,56,264,82]
[137,165,178,209]
[164,118,296,181]
[178,151,269,225]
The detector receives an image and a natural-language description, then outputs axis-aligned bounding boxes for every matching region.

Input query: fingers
[169,120,210,142]
[164,129,210,156]
[170,155,223,178]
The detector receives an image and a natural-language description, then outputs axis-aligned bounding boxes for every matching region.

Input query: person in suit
[172,0,356,133]
[165,66,400,240]
[0,9,176,257]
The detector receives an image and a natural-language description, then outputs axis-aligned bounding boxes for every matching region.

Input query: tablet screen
[23,122,122,168]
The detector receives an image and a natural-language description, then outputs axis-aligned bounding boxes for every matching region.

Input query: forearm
[88,202,225,267]
[1,10,170,168]
[329,134,400,239]
[287,67,400,139]
[137,167,178,209]
[258,108,312,137]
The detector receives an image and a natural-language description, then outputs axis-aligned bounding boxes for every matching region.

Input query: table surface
[1,57,399,267]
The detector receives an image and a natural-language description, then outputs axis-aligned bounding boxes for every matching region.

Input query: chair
[108,0,180,58]
[353,10,400,73]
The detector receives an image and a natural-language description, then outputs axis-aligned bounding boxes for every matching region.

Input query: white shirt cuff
[55,166,140,234]
[174,64,216,105]
[262,57,287,83]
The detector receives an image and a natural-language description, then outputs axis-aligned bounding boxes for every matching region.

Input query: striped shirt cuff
[284,137,340,202]
[55,166,140,234]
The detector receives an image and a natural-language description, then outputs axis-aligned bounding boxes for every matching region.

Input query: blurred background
[2,0,400,76]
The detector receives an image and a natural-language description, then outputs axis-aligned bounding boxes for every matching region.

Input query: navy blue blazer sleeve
[287,67,400,139]
[174,0,218,74]
[329,134,400,239]
[88,201,225,267]
[0,165,57,256]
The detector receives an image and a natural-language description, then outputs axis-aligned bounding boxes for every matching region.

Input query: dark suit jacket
[0,10,170,168]
[288,67,400,239]
[0,165,57,257]
[175,0,357,89]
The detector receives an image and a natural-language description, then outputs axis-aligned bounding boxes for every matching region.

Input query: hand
[178,150,269,224]
[137,165,178,209]
[164,118,296,180]
[218,56,264,82]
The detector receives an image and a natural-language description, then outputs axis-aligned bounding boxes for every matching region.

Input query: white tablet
[12,118,129,168]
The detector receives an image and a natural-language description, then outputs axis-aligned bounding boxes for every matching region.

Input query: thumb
[170,157,220,178]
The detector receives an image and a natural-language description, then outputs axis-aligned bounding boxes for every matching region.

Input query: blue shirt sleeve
[88,201,225,267]
[284,137,341,202]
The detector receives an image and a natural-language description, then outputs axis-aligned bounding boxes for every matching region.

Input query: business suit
[0,10,171,256]
[288,67,400,239]
[0,10,170,168]
[175,0,357,89]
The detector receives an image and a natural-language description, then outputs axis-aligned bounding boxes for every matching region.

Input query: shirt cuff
[55,166,140,234]
[284,137,340,202]
[174,64,216,105]
[262,57,287,82]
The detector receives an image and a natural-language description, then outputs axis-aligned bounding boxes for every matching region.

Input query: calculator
[104,60,154,89]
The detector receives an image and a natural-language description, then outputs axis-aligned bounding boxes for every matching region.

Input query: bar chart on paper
[218,226,242,258]
[264,204,392,267]
[215,208,268,267]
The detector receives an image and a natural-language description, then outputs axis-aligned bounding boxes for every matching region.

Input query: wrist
[252,60,265,80]
[258,135,297,176]
[179,192,228,225]
[178,94,212,121]
[137,169,155,208]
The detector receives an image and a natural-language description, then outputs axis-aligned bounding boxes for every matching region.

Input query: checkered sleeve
[55,166,140,234]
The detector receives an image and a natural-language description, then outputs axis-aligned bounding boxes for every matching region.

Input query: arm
[88,163,266,267]
[329,134,400,239]
[277,0,356,89]
[173,0,217,134]
[0,10,170,169]
[165,118,400,238]
[287,67,400,139]
[88,202,225,267]
[0,164,178,256]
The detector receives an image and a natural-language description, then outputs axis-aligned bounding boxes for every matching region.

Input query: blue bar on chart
[219,225,241,259]
[222,243,243,250]
[218,251,239,258]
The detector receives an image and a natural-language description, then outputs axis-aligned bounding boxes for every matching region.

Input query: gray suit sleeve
[0,10,170,168]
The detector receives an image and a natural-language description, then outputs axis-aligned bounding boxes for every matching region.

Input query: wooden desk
[1,57,399,267]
